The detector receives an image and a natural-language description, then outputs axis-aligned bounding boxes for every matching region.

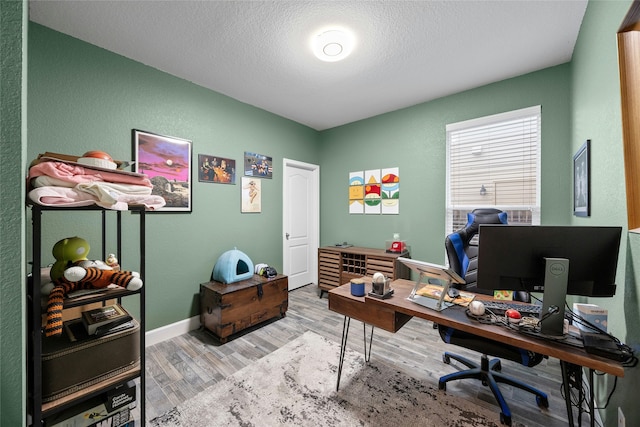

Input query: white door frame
[282,158,319,288]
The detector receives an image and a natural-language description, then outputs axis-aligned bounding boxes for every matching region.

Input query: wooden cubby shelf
[318,246,410,294]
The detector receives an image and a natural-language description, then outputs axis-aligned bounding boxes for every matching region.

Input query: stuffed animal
[75,259,112,270]
[50,237,91,282]
[41,259,115,296]
[105,253,120,270]
[45,266,143,337]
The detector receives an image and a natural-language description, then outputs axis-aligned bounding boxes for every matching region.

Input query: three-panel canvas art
[349,167,400,214]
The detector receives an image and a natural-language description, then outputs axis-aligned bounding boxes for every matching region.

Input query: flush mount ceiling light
[312,28,355,62]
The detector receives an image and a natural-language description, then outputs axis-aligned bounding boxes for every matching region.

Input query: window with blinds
[446,106,541,235]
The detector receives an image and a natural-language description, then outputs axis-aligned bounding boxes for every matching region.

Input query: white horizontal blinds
[446,106,541,234]
[449,117,538,205]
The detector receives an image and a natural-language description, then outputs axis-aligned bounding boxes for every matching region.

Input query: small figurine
[106,253,120,271]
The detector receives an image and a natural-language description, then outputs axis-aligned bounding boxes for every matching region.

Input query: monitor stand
[539,257,569,337]
[408,272,452,312]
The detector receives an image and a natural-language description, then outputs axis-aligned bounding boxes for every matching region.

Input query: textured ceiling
[29,1,588,131]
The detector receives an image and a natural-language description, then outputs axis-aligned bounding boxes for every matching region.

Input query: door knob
[286,233,290,240]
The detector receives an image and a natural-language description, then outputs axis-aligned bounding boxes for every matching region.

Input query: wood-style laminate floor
[145,284,588,426]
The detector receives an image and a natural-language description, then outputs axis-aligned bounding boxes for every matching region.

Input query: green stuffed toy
[50,236,91,282]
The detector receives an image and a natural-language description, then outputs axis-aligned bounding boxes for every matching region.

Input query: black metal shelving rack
[27,204,146,426]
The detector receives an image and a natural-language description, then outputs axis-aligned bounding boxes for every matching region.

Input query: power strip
[582,333,631,362]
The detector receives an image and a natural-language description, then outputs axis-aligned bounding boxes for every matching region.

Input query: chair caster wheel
[443,354,451,364]
[536,395,549,408]
[438,381,446,391]
[500,413,512,426]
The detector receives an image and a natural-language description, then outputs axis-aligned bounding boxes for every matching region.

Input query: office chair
[438,209,548,426]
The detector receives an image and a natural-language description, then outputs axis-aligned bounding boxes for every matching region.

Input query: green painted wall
[570,1,638,425]
[27,23,320,330]
[318,2,640,424]
[12,2,640,425]
[319,64,571,264]
[0,1,27,425]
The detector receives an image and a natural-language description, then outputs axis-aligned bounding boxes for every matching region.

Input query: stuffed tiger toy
[45,266,143,337]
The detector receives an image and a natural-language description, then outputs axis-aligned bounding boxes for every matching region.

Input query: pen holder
[350,278,365,297]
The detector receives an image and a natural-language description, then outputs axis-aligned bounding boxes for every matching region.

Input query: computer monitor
[477,225,622,336]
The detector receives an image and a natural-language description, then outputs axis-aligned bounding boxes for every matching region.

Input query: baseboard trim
[145,315,200,347]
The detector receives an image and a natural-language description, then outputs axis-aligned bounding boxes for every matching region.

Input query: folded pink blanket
[29,161,153,188]
[32,176,153,196]
[29,186,166,211]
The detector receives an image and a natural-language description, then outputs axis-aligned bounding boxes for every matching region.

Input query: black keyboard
[482,301,542,318]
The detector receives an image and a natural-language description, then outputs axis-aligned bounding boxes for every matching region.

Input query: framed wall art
[573,139,590,217]
[241,177,261,213]
[244,152,273,178]
[349,171,365,214]
[133,129,192,212]
[198,154,236,184]
[348,167,400,214]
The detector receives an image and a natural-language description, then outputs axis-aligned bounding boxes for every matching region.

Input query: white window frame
[445,106,541,235]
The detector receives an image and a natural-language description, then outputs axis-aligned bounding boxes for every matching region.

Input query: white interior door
[283,159,319,291]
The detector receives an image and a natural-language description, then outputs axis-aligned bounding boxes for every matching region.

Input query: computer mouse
[447,288,460,299]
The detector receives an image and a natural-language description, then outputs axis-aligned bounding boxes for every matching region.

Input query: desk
[328,279,624,427]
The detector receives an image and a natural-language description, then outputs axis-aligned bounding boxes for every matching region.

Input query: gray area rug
[148,331,500,426]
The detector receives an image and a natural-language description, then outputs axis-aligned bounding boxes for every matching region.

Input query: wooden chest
[200,274,288,342]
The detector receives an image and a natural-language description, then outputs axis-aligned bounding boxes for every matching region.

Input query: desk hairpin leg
[336,316,375,391]
[561,362,596,427]
[578,372,584,427]
[363,322,374,363]
[561,361,576,426]
[587,368,595,427]
[336,316,351,391]
[560,360,576,427]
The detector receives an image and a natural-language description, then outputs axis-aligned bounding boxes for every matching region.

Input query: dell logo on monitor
[549,262,567,276]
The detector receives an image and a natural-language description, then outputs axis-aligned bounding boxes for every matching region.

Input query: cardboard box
[45,381,136,427]
[48,406,133,427]
[105,381,137,413]
[573,303,608,333]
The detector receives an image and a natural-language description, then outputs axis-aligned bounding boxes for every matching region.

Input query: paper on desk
[415,284,475,307]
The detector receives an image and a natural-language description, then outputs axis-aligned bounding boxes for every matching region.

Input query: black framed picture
[573,139,590,217]
[133,129,192,212]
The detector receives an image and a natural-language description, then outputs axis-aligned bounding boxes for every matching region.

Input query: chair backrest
[445,208,507,292]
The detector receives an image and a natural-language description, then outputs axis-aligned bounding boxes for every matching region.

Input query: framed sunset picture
[133,129,192,212]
